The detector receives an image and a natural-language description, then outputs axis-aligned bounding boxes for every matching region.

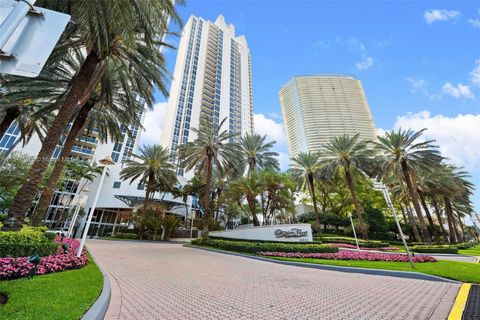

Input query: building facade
[160,15,254,175]
[279,75,377,157]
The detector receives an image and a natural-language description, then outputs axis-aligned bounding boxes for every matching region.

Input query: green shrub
[114,232,138,240]
[210,236,323,245]
[456,242,477,250]
[318,236,389,248]
[412,245,459,254]
[0,226,52,244]
[191,239,338,254]
[0,242,59,257]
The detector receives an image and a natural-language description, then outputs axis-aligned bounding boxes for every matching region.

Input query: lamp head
[99,156,115,165]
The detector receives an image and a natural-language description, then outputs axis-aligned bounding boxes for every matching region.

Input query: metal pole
[381,186,415,269]
[349,214,360,250]
[77,166,107,257]
[67,203,81,238]
[0,0,36,50]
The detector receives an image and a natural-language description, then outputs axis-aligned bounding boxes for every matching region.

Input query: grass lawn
[0,253,103,320]
[269,256,480,284]
[459,245,480,256]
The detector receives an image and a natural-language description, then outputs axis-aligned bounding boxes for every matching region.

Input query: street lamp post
[372,181,415,269]
[349,214,360,250]
[77,156,114,257]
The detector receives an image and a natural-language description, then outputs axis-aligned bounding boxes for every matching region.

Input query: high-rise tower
[279,75,377,157]
[161,15,254,168]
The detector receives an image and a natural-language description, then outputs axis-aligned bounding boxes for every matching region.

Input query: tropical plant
[5,0,182,230]
[228,174,263,226]
[178,116,242,239]
[120,145,177,239]
[239,133,279,175]
[144,207,165,241]
[320,134,372,239]
[374,128,443,244]
[289,152,322,232]
[257,171,295,225]
[161,215,181,241]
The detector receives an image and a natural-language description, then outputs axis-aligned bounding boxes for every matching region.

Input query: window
[137,183,145,190]
[113,181,121,189]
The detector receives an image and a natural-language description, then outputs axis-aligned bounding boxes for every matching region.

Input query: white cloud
[441,82,475,99]
[335,37,374,71]
[356,56,373,70]
[424,9,460,24]
[394,111,480,171]
[470,59,480,87]
[468,9,480,27]
[253,113,290,170]
[139,102,167,146]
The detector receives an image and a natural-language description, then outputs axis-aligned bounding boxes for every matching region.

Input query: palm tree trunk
[400,161,431,243]
[455,212,466,242]
[0,106,20,140]
[398,203,408,224]
[432,200,448,243]
[444,197,458,243]
[202,155,213,239]
[307,174,322,233]
[248,195,261,226]
[139,175,154,240]
[3,52,101,231]
[417,189,440,243]
[406,202,422,242]
[343,166,368,240]
[32,101,95,226]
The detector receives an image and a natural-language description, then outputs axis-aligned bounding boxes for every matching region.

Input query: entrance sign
[210,224,313,243]
[0,0,70,77]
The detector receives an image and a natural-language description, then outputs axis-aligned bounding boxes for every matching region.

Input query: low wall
[210,224,313,242]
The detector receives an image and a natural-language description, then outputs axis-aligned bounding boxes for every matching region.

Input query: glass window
[113,181,121,189]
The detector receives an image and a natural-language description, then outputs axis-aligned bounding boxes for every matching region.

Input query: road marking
[448,283,472,320]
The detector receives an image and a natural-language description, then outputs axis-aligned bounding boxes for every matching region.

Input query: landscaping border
[81,246,111,320]
[185,244,461,284]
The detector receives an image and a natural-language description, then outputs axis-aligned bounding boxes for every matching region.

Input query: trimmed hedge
[318,237,389,248]
[115,232,138,240]
[412,245,459,254]
[0,242,59,258]
[191,239,338,254]
[0,227,52,244]
[209,236,323,245]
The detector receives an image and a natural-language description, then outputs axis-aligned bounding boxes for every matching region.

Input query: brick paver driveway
[87,240,460,320]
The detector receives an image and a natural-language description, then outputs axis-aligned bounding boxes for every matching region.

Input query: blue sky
[142,1,480,212]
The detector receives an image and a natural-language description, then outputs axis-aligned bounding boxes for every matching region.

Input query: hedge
[209,236,323,245]
[0,227,52,244]
[412,245,459,254]
[115,232,138,240]
[318,237,389,248]
[0,242,59,258]
[191,239,338,254]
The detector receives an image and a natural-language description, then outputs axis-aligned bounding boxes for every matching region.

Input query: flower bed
[0,237,88,280]
[328,243,400,251]
[258,251,437,263]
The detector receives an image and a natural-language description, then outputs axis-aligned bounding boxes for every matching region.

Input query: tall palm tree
[5,0,181,231]
[320,134,371,240]
[33,57,146,223]
[239,133,279,175]
[374,128,442,244]
[120,145,177,239]
[178,117,242,239]
[289,151,322,233]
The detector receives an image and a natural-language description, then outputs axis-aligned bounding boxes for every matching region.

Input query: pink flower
[0,237,88,280]
[258,251,436,263]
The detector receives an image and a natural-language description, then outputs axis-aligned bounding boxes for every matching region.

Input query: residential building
[160,15,254,176]
[279,74,377,157]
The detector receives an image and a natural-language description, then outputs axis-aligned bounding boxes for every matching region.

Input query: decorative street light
[372,180,415,269]
[349,213,360,250]
[77,156,115,257]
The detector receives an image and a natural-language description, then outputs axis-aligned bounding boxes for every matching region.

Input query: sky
[140,0,480,212]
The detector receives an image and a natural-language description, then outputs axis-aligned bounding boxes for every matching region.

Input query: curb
[448,283,471,319]
[81,247,111,320]
[185,244,461,284]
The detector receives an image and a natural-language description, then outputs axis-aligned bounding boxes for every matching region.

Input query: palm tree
[239,133,279,175]
[320,134,371,240]
[120,145,177,239]
[289,152,322,233]
[5,0,181,230]
[258,171,296,225]
[374,128,442,244]
[229,174,263,226]
[178,117,242,239]
[33,57,146,223]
